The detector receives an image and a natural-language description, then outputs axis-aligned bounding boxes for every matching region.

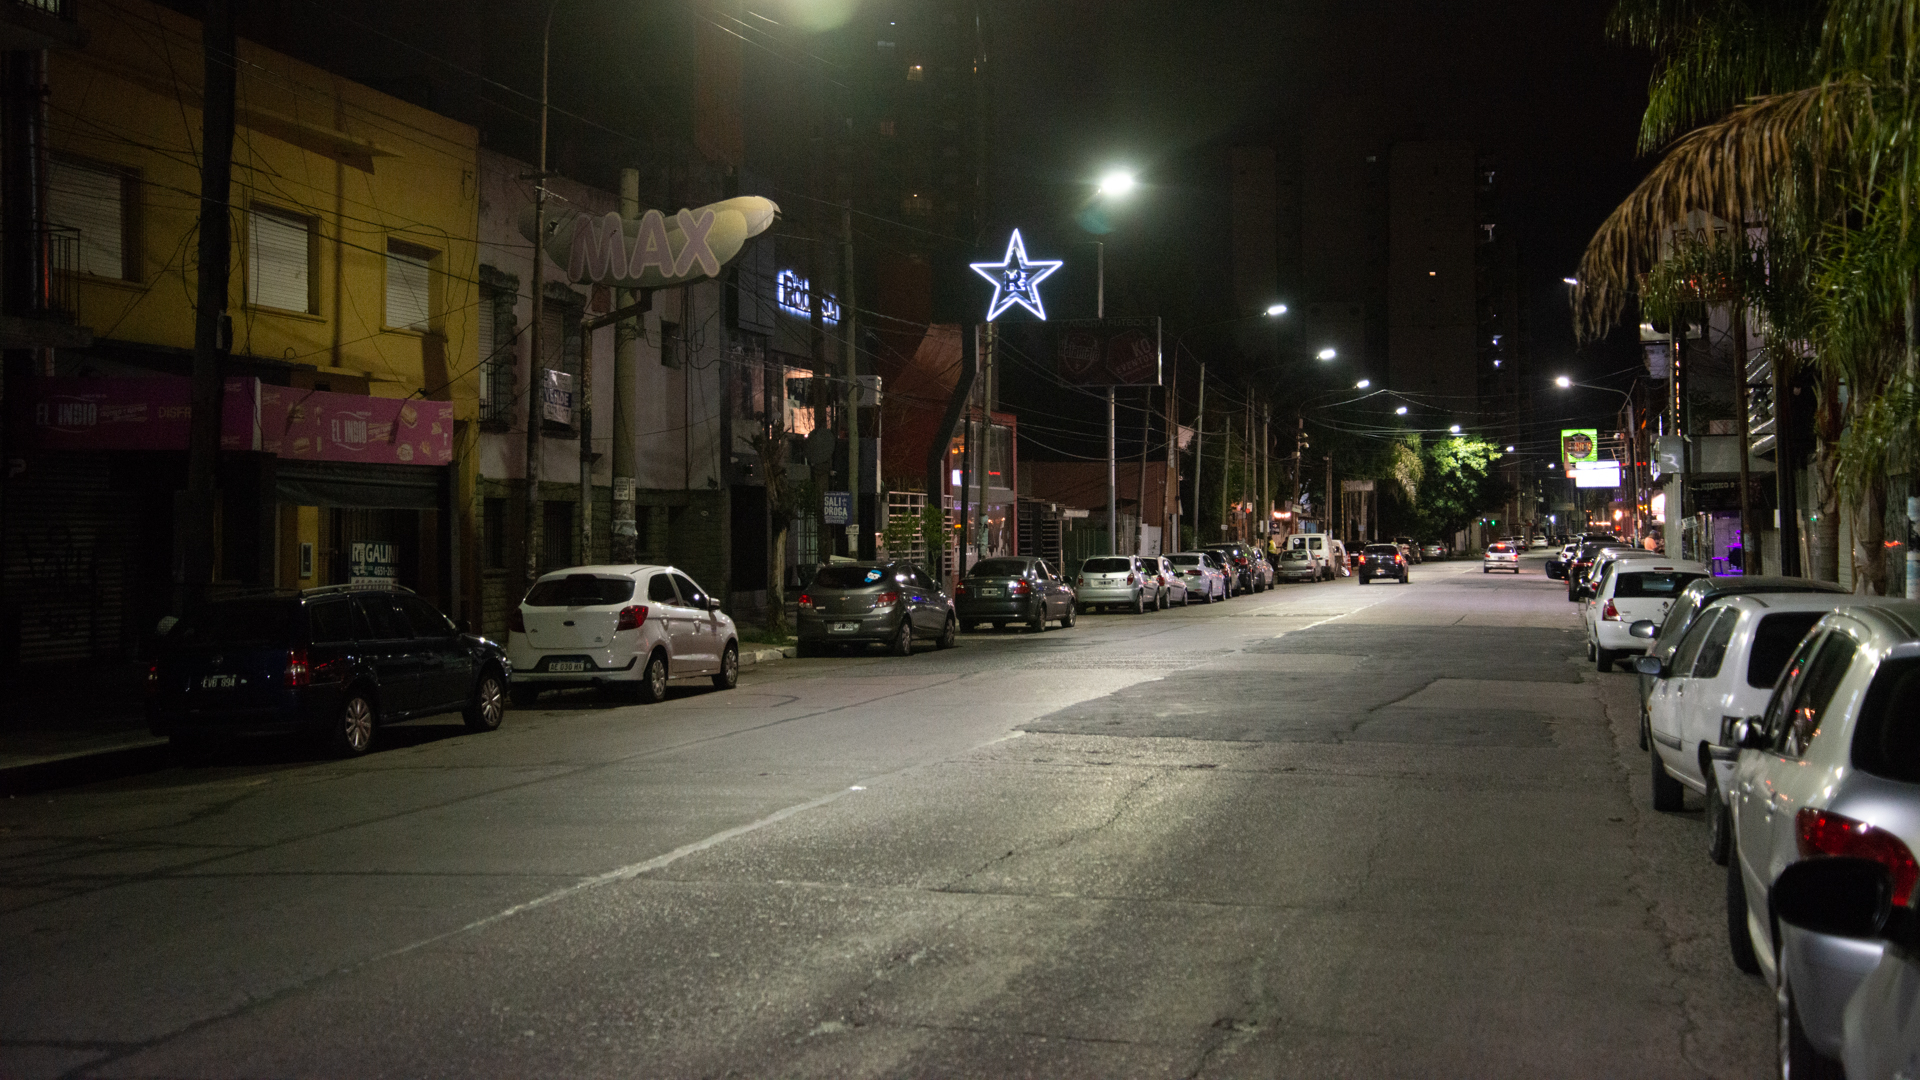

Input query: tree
[1413,436,1511,540]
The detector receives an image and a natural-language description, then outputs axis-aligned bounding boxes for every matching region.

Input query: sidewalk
[0,645,797,795]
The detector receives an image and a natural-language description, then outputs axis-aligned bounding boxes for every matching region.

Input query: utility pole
[522,32,553,588]
[610,168,640,563]
[1325,454,1334,542]
[181,0,236,612]
[1260,404,1270,552]
[1136,387,1150,554]
[1192,364,1205,550]
[843,204,863,559]
[1165,360,1178,552]
[1734,305,1756,574]
[975,323,993,563]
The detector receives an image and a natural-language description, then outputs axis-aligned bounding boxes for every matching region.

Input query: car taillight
[146,663,161,695]
[1125,573,1137,585]
[508,608,526,633]
[1395,555,1404,564]
[285,649,310,688]
[797,593,814,609]
[877,591,900,606]
[616,605,648,631]
[1602,600,1620,621]
[1009,580,1031,595]
[1798,807,1920,905]
[954,583,969,597]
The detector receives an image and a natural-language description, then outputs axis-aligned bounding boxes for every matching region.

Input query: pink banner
[33,376,259,451]
[258,385,453,465]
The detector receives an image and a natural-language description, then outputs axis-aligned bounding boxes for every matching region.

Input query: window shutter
[476,286,497,406]
[248,209,310,312]
[46,160,123,278]
[386,244,432,330]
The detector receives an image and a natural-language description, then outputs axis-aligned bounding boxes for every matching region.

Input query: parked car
[1167,551,1228,601]
[1568,541,1639,600]
[1077,555,1157,613]
[1358,542,1409,585]
[1772,856,1920,1080]
[511,564,740,703]
[1632,575,1850,749]
[1576,549,1660,615]
[795,560,956,656]
[1421,542,1446,560]
[1546,542,1577,580]
[1724,602,1920,1078]
[1394,535,1422,564]
[1582,559,1710,672]
[1482,540,1521,574]
[1203,544,1258,594]
[1640,592,1886,853]
[954,556,1077,631]
[148,585,509,756]
[1148,555,1191,607]
[1284,533,1342,583]
[1272,548,1319,584]
[1565,537,1630,598]
[1247,549,1275,590]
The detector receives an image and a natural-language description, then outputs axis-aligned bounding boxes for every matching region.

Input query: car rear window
[1081,557,1133,573]
[812,565,889,589]
[1169,555,1204,566]
[1853,658,1920,782]
[170,599,300,646]
[1365,545,1396,555]
[1488,543,1512,553]
[306,599,354,645]
[970,559,1030,578]
[1281,551,1312,561]
[1748,612,1826,689]
[1613,571,1705,598]
[525,575,637,607]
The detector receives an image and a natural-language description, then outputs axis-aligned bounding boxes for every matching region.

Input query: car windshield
[1748,612,1826,689]
[525,575,636,607]
[1851,658,1920,783]
[1281,551,1312,561]
[1488,543,1512,553]
[969,559,1030,578]
[1081,557,1134,573]
[1169,555,1205,567]
[1613,571,1705,598]
[812,565,891,589]
[170,598,300,646]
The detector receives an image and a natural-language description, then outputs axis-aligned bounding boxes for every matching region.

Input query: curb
[739,645,797,667]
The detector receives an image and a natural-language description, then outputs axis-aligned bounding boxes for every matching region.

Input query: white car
[1640,592,1881,847]
[1167,552,1228,601]
[1582,559,1709,671]
[1725,602,1920,1078]
[508,564,739,705]
[1076,555,1155,613]
[1481,540,1520,573]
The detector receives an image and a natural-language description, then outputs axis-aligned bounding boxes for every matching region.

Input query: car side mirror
[1629,620,1657,640]
[706,598,723,612]
[1734,717,1771,751]
[1773,857,1895,939]
[1633,654,1665,677]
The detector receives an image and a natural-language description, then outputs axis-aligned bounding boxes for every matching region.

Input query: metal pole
[578,310,593,562]
[977,324,992,561]
[1734,305,1755,573]
[1166,359,1178,552]
[1192,364,1205,551]
[843,204,862,559]
[182,0,234,610]
[610,168,640,562]
[1261,403,1269,552]
[524,9,555,586]
[1136,387,1150,554]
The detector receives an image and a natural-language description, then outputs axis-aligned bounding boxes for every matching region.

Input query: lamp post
[1093,169,1132,553]
[1555,375,1641,549]
[521,0,565,588]
[1167,305,1289,553]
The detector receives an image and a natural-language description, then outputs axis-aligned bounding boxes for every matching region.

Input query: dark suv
[147,586,510,756]
[1357,543,1408,585]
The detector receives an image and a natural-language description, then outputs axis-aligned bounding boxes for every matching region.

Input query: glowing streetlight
[1266,303,1288,316]
[1394,406,1408,416]
[1505,445,1515,452]
[1449,424,1462,434]
[1097,170,1137,198]
[1355,379,1371,389]
[1562,277,1579,286]
[1316,347,1337,360]
[1554,375,1573,388]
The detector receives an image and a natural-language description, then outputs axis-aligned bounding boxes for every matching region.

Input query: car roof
[1816,600,1920,646]
[531,563,676,582]
[1718,592,1895,616]
[1609,559,1710,575]
[1689,574,1848,599]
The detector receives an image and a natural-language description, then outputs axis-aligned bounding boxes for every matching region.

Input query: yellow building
[2,0,481,665]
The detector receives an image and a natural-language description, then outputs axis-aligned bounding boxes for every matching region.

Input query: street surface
[2,554,1772,1078]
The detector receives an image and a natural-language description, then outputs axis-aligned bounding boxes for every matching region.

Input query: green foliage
[883,509,921,557]
[1411,436,1511,539]
[920,503,948,556]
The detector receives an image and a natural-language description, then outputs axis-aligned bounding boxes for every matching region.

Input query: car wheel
[637,650,669,703]
[937,616,957,649]
[1159,590,1170,610]
[1596,647,1615,671]
[1651,744,1685,811]
[464,670,506,731]
[510,685,541,708]
[1727,855,1762,974]
[1778,964,1844,1080]
[1705,770,1731,865]
[332,691,376,757]
[1181,588,1191,607]
[1060,602,1077,628]
[711,643,739,690]
[1133,592,1145,615]
[1027,604,1046,632]
[1638,707,1650,752]
[889,618,914,656]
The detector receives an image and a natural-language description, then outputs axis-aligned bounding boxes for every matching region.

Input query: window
[394,594,454,638]
[47,158,129,279]
[648,574,679,604]
[249,207,312,312]
[305,600,354,645]
[1689,608,1738,680]
[386,239,434,330]
[1614,571,1705,598]
[1852,658,1920,783]
[541,501,574,570]
[526,575,634,607]
[1768,632,1858,757]
[353,595,412,640]
[1748,612,1826,689]
[483,497,508,570]
[1671,607,1730,678]
[671,573,707,608]
[478,282,516,424]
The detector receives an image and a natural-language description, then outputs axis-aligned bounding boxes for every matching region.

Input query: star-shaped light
[971,229,1063,321]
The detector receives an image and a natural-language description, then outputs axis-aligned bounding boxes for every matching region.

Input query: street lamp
[1355,379,1370,389]
[1097,169,1137,198]
[1316,347,1337,360]
[1449,424,1462,434]
[1172,304,1292,556]
[1266,303,1288,316]
[1394,406,1408,416]
[1555,374,1644,550]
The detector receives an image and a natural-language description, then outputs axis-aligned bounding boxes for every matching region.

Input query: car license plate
[831,621,860,632]
[200,674,235,689]
[549,661,586,673]
[979,588,1003,597]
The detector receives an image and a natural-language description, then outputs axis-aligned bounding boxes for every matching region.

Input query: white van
[1285,533,1349,580]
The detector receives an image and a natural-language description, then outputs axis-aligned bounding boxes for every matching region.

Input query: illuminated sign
[970,229,1062,321]
[1561,428,1599,467]
[1573,461,1621,489]
[776,269,841,327]
[530,196,779,290]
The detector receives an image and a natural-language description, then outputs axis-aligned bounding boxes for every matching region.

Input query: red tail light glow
[615,605,648,631]
[876,591,901,606]
[508,608,526,633]
[954,583,969,597]
[798,593,813,609]
[1009,580,1031,595]
[1798,807,1920,905]
[1125,573,1138,585]
[285,649,310,688]
[1602,599,1620,621]
[146,663,161,695]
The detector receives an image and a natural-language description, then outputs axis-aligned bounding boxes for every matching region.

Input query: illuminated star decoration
[971,229,1063,321]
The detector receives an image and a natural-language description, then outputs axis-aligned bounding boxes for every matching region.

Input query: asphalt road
[2,554,1772,1078]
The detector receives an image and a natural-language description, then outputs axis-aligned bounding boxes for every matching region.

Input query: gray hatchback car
[955,556,1077,631]
[796,561,957,656]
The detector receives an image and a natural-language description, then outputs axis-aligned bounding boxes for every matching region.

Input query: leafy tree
[1412,436,1512,539]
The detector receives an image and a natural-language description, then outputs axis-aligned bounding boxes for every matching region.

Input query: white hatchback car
[1584,559,1709,671]
[508,564,739,706]
[1482,540,1520,573]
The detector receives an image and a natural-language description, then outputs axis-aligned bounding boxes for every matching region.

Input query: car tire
[1638,707,1650,751]
[1159,590,1170,609]
[937,616,957,649]
[890,618,914,656]
[1727,854,1762,974]
[1778,964,1844,1080]
[332,691,376,757]
[464,670,506,731]
[636,650,669,703]
[1060,603,1076,628]
[1651,744,1685,811]
[1596,647,1615,671]
[1706,770,1732,865]
[711,643,739,690]
[1132,593,1145,615]
[1027,604,1046,632]
[510,685,541,708]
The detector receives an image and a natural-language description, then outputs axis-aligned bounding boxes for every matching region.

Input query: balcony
[0,0,85,50]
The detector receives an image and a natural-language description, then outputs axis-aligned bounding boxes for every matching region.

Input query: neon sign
[970,229,1062,321]
[776,269,840,326]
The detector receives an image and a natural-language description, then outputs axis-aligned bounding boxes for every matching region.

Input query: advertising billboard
[1561,428,1599,467]
[1573,461,1622,489]
[1048,317,1163,387]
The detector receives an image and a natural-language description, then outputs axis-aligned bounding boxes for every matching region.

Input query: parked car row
[1571,550,1920,1076]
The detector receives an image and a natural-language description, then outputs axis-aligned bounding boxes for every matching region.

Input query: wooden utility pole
[843,205,864,558]
[181,0,236,611]
[610,168,641,563]
[1191,364,1205,547]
